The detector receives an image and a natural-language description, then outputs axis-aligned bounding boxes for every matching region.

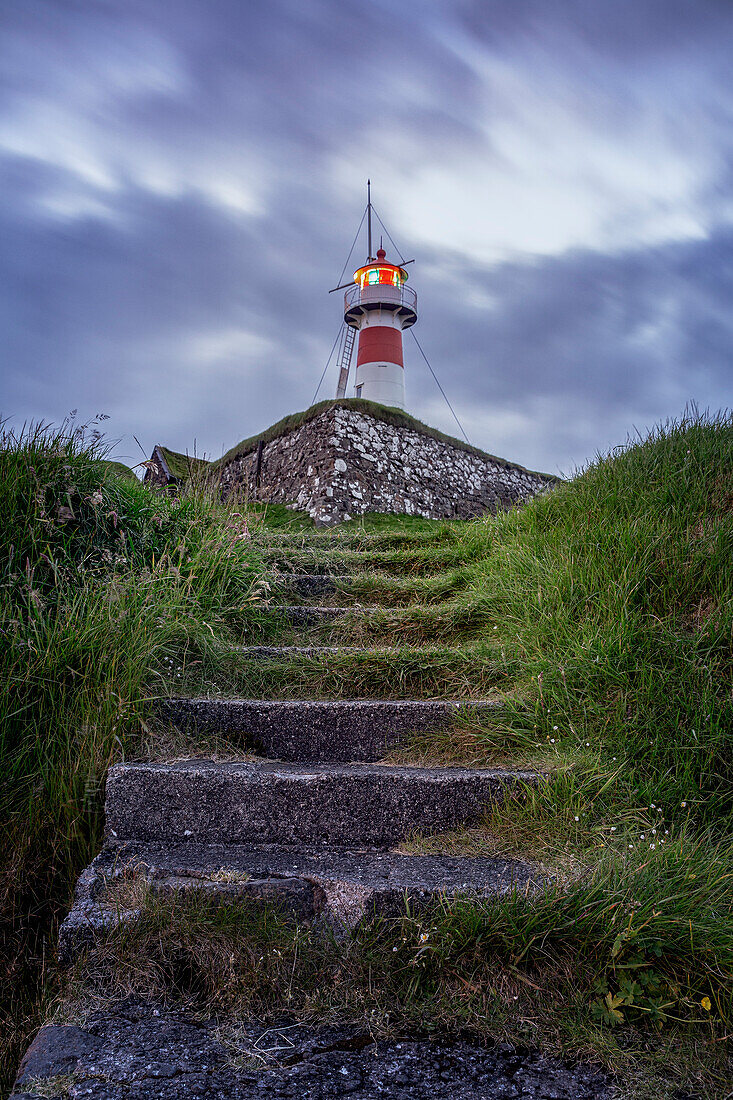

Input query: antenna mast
[367,179,372,261]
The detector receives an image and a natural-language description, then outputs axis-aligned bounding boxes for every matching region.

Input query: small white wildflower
[610,827,617,832]
[650,844,656,850]
[419,932,429,944]
[553,725,559,731]
[574,815,579,822]
[640,834,645,840]
[393,946,398,952]
[681,801,687,808]
[550,739,555,744]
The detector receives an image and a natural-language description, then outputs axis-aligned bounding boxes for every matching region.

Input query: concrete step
[59,839,540,956]
[234,644,375,660]
[154,697,502,762]
[12,1002,611,1099]
[271,601,487,646]
[106,760,538,849]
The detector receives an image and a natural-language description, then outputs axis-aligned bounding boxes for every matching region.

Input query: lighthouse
[334,184,417,410]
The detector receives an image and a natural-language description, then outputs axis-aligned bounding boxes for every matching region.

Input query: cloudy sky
[1,0,732,475]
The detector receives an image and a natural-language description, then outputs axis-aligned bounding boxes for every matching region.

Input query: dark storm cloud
[1,0,732,472]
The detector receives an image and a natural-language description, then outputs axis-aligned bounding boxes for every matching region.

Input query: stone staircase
[12,529,620,1100]
[60,528,542,955]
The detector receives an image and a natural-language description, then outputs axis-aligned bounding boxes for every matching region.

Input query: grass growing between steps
[140,409,731,1093]
[6,409,732,1096]
[275,598,491,645]
[61,831,732,1098]
[174,641,515,700]
[281,568,474,607]
[261,544,472,575]
[0,421,276,1092]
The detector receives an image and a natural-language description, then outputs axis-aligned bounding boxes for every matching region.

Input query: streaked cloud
[1,0,732,475]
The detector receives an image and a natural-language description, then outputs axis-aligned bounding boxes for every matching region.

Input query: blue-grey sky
[1,0,732,474]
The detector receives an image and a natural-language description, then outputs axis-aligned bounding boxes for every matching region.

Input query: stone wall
[219,403,557,526]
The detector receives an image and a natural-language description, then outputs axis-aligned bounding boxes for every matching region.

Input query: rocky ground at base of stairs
[12,999,617,1100]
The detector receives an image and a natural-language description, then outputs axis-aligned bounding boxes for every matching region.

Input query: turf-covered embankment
[457,410,732,826]
[2,410,732,1098]
[0,422,275,1091]
[158,409,732,1095]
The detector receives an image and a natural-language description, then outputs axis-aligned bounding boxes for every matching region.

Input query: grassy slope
[100,459,138,483]
[2,412,731,1097]
[158,410,731,1097]
[0,424,277,1092]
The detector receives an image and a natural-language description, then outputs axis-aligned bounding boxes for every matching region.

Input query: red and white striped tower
[340,186,417,410]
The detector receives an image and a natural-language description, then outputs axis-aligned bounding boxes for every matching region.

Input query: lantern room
[344,248,417,331]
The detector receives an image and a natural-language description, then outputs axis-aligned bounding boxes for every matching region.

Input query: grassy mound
[458,409,732,825]
[211,398,556,477]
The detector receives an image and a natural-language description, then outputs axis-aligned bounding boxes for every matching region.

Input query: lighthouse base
[352,361,405,410]
[217,401,557,527]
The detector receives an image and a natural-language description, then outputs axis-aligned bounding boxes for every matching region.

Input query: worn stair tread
[277,573,353,596]
[236,644,396,658]
[154,697,503,762]
[59,840,542,955]
[267,550,466,576]
[11,1003,612,1100]
[106,759,537,848]
[237,642,491,657]
[275,604,365,618]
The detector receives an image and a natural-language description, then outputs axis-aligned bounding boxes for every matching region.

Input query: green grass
[176,641,511,700]
[457,410,733,828]
[62,832,732,1098]
[3,408,732,1097]
[276,598,491,645]
[155,444,210,482]
[251,512,458,545]
[244,502,315,530]
[100,459,138,483]
[261,544,472,575]
[0,421,276,1092]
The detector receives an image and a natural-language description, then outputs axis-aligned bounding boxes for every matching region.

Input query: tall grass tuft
[0,420,273,1089]
[461,409,733,828]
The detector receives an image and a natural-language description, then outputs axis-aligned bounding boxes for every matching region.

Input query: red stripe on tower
[356,326,404,368]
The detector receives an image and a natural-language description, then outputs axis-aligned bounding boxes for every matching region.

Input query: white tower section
[344,248,417,410]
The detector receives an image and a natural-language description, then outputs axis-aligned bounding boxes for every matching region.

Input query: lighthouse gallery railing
[344,283,418,312]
